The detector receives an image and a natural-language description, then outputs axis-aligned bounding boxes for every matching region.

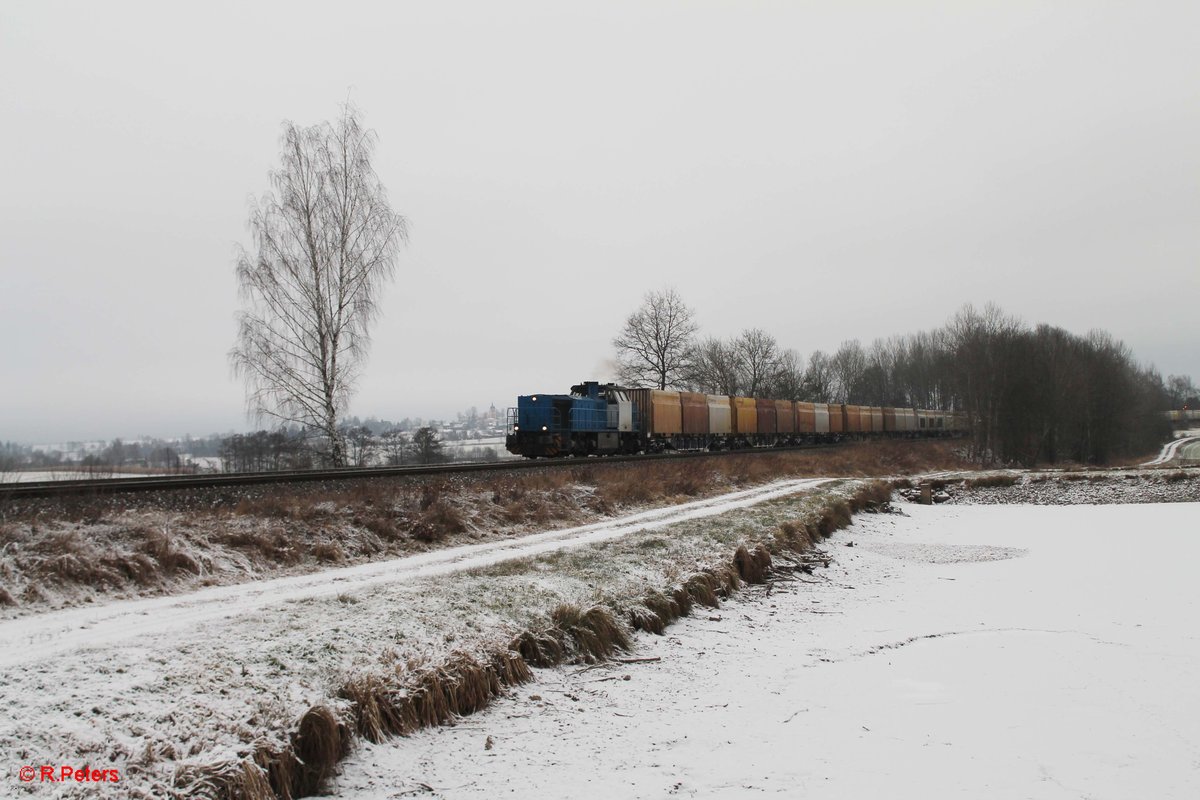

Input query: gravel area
[942,469,1200,505]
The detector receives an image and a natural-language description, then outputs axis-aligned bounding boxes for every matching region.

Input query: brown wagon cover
[775,399,795,433]
[755,398,777,435]
[843,404,863,433]
[796,402,816,434]
[827,403,845,434]
[628,389,683,436]
[731,397,757,435]
[679,392,709,435]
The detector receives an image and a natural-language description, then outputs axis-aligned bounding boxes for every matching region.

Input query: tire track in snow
[1142,435,1200,466]
[0,477,834,668]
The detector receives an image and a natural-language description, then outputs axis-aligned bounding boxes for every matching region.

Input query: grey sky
[2,1,1197,443]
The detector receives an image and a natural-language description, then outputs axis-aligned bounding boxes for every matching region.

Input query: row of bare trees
[613,292,1179,465]
[220,425,452,472]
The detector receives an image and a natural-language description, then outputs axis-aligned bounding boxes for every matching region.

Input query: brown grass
[139,526,200,575]
[965,474,1019,488]
[772,519,817,554]
[221,528,302,565]
[816,499,853,537]
[629,589,689,635]
[684,572,720,607]
[847,481,894,511]
[311,542,345,563]
[412,499,466,543]
[512,629,567,667]
[550,604,632,662]
[733,543,772,584]
[358,514,402,541]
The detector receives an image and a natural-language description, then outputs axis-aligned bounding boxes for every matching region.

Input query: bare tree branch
[230,103,407,466]
[613,288,698,390]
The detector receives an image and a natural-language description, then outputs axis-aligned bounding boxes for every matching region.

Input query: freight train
[1167,409,1200,425]
[505,381,968,459]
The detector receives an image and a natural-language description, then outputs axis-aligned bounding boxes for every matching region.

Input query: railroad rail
[0,444,838,500]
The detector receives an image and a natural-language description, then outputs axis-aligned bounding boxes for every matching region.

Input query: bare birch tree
[613,288,698,389]
[231,104,407,466]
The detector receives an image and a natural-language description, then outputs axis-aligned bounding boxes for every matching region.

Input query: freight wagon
[506,381,967,458]
[1167,409,1200,424]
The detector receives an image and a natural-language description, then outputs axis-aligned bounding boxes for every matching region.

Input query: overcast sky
[2,1,1197,443]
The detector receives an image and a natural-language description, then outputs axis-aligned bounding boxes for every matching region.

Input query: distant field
[0,469,184,483]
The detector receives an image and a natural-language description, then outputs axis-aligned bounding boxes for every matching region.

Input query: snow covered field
[327,501,1200,799]
[0,470,164,483]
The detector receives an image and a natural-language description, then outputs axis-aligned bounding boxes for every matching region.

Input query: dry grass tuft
[706,563,742,598]
[235,760,275,800]
[175,756,274,800]
[816,499,853,537]
[490,649,533,685]
[684,572,720,607]
[594,472,657,506]
[644,590,682,624]
[252,745,295,800]
[359,515,402,541]
[412,500,467,543]
[773,520,815,554]
[337,675,389,743]
[289,704,351,796]
[221,528,300,565]
[670,586,693,617]
[733,543,772,584]
[311,542,345,563]
[550,604,632,662]
[512,629,567,668]
[630,589,685,634]
[629,606,664,635]
[847,481,894,512]
[139,526,200,575]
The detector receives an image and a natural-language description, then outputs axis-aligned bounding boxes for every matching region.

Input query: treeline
[0,437,215,473]
[0,404,506,477]
[617,294,1186,466]
[219,425,502,472]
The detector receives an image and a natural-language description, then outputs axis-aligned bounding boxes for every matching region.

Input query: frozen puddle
[326,502,1200,800]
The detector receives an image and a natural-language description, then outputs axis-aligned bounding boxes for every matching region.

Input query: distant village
[0,404,513,479]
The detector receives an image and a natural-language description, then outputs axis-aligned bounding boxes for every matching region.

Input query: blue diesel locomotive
[505,382,641,458]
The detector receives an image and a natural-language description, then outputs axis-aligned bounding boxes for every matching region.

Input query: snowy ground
[0,470,170,483]
[1,477,845,797]
[326,501,1200,800]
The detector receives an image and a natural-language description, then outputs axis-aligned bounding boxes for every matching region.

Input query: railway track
[0,444,839,500]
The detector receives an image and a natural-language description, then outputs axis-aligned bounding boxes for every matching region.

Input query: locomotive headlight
[542,425,548,431]
[531,396,538,402]
[513,425,519,431]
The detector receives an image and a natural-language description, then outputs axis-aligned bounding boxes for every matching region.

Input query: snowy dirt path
[0,478,831,669]
[1142,434,1200,465]
[327,501,1200,800]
